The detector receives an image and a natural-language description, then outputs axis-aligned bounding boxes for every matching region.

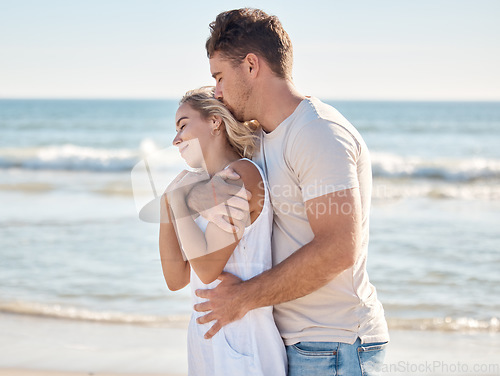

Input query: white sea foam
[1,144,499,201]
[0,139,181,172]
[372,179,500,201]
[1,144,499,183]
[371,152,500,182]
[2,299,498,333]
[387,316,500,332]
[0,144,138,171]
[0,300,189,327]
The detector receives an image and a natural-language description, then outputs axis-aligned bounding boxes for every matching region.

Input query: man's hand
[163,170,209,210]
[194,272,249,339]
[187,168,252,233]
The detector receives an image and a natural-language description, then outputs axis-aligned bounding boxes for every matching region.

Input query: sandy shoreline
[0,371,182,376]
[1,312,499,376]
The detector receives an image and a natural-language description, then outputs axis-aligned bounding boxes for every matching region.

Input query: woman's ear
[211,115,222,127]
[210,115,223,136]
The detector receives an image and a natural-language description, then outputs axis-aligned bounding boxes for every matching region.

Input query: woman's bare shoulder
[228,159,262,185]
[227,159,264,212]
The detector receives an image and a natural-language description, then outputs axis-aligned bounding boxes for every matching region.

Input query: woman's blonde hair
[179,86,260,159]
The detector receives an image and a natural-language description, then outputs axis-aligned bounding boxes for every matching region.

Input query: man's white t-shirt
[253,97,389,346]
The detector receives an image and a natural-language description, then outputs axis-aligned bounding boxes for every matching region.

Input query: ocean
[1,99,499,334]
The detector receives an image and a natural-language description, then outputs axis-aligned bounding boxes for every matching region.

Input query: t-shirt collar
[262,97,311,139]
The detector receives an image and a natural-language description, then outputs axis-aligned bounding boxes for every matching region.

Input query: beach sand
[0,312,187,375]
[0,371,180,376]
[1,312,499,376]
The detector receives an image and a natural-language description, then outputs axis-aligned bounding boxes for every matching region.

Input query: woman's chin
[183,158,202,169]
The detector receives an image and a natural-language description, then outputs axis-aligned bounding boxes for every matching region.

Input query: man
[189,8,389,375]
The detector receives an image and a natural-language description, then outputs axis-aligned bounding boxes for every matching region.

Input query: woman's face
[173,103,212,169]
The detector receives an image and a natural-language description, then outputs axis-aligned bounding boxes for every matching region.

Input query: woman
[159,87,287,376]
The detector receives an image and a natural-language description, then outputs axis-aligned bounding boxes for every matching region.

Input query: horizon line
[1,96,500,103]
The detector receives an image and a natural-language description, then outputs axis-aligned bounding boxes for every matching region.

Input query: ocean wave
[372,180,500,201]
[0,144,138,172]
[0,139,179,173]
[1,143,499,184]
[0,300,189,327]
[387,316,500,332]
[371,152,500,182]
[1,300,498,333]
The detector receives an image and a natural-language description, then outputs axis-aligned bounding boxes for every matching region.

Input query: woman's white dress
[187,159,287,376]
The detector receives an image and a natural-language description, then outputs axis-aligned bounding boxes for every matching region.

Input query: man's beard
[222,102,241,121]
[226,88,252,122]
[231,106,246,122]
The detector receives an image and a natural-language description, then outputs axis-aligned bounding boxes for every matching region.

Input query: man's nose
[214,85,223,100]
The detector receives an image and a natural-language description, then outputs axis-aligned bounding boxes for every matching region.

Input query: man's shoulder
[288,97,350,133]
[289,97,363,146]
[305,97,352,128]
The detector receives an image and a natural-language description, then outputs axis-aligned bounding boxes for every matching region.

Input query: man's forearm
[240,237,355,311]
[193,190,362,339]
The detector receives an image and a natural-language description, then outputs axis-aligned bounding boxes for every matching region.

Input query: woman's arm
[168,160,264,285]
[169,196,246,285]
[159,194,191,291]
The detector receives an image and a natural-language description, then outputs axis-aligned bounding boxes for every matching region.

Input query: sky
[1,0,499,101]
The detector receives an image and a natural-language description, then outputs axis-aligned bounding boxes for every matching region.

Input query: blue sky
[1,0,499,100]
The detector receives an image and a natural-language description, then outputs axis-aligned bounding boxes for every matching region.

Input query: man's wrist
[239,279,260,313]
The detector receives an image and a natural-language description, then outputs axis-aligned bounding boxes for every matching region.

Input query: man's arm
[195,187,362,339]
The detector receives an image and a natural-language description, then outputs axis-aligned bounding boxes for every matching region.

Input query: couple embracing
[159,8,389,376]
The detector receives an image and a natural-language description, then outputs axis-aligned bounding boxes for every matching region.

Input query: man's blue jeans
[286,337,388,376]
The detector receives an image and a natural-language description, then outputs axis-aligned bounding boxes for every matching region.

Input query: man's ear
[244,53,260,77]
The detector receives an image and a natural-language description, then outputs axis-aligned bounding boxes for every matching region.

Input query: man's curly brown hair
[206,8,293,80]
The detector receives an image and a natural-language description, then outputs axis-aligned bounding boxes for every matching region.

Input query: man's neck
[255,79,305,133]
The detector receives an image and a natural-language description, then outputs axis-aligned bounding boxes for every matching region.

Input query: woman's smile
[179,143,189,155]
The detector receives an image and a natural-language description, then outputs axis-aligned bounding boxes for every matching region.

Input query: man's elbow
[339,239,361,270]
[324,240,360,273]
[342,250,358,270]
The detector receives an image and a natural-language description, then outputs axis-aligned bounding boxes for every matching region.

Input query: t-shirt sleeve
[288,119,361,202]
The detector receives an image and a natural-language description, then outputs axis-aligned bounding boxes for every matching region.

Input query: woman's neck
[204,148,241,177]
